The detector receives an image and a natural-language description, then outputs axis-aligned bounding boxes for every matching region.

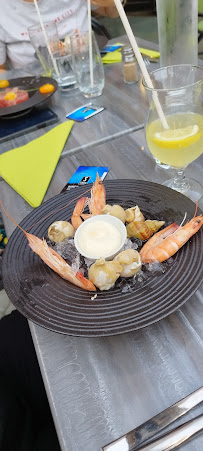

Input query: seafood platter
[0,76,57,117]
[2,179,203,337]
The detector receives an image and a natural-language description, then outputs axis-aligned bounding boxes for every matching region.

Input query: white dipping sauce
[77,220,122,258]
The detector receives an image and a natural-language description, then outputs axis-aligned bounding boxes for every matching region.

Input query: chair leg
[198,33,203,43]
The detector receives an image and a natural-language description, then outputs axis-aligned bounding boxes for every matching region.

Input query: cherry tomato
[39,83,55,94]
[0,79,9,89]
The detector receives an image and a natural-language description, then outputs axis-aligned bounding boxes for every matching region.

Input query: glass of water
[28,22,77,89]
[70,31,105,98]
[52,48,77,90]
[28,22,59,77]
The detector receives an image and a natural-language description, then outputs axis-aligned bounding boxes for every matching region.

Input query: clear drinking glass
[28,22,77,89]
[70,31,105,98]
[156,0,198,67]
[143,65,203,201]
[52,48,77,90]
[28,22,59,77]
[155,0,198,171]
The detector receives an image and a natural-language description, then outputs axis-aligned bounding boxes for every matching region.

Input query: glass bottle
[122,46,138,84]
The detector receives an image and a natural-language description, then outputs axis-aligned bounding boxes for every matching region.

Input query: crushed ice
[55,238,78,261]
[121,284,133,293]
[123,237,141,251]
[71,253,83,273]
[50,235,174,293]
[84,257,94,269]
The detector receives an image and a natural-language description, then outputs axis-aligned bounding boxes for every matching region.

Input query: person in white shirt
[0,0,120,71]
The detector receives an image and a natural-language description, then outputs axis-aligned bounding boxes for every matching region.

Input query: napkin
[0,121,74,208]
[102,42,123,64]
[102,44,160,64]
[138,47,160,59]
[102,50,122,64]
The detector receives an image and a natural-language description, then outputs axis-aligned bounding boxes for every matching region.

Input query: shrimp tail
[75,271,96,291]
[71,174,106,227]
[89,173,106,215]
[71,197,88,230]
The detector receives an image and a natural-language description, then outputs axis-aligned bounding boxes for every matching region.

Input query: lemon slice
[152,125,200,149]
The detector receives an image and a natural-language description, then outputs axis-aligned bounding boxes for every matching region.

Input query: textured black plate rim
[0,76,58,117]
[2,180,203,337]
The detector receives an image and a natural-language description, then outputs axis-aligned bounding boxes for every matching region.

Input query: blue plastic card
[66,103,104,122]
[100,44,123,54]
[61,166,109,192]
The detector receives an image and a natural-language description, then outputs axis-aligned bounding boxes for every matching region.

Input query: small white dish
[74,214,127,261]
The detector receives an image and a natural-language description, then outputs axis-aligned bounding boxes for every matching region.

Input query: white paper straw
[114,0,169,129]
[33,0,60,78]
[87,0,94,86]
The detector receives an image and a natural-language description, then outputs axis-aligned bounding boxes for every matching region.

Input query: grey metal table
[0,38,203,451]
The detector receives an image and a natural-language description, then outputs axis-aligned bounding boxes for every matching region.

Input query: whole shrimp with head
[71,173,106,230]
[140,212,203,263]
[0,201,96,292]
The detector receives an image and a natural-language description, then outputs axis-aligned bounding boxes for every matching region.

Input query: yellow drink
[146,113,203,168]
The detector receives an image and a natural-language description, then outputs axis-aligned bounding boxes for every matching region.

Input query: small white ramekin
[74,214,127,261]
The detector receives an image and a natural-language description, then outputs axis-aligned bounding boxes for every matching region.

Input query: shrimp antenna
[0,200,26,234]
[193,201,198,218]
[180,203,198,228]
[26,186,92,231]
[0,186,92,234]
[0,177,102,234]
[179,212,187,227]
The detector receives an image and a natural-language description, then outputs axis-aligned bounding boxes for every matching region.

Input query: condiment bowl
[74,214,127,261]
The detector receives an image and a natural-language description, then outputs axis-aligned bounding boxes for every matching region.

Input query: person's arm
[0,64,6,72]
[91,0,126,18]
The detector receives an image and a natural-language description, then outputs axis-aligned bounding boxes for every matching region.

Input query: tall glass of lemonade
[143,65,203,201]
